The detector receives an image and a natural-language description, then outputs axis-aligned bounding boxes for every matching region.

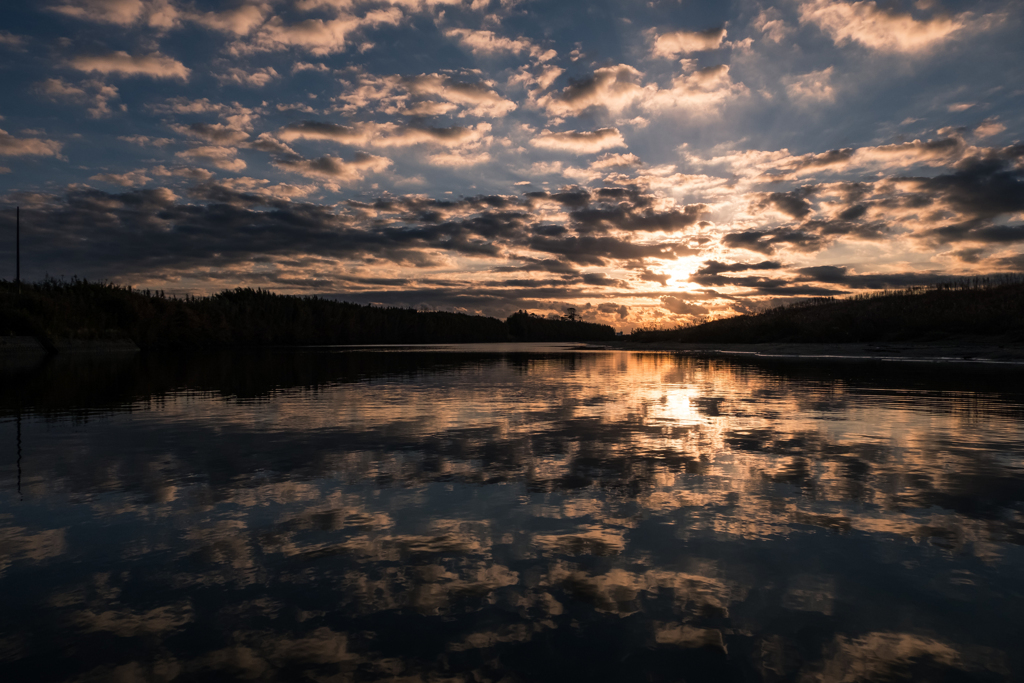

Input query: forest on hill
[0,279,615,349]
[631,277,1024,344]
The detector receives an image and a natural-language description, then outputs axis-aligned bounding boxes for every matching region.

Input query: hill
[631,278,1024,344]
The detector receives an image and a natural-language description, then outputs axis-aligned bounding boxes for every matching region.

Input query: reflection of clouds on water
[0,350,1022,680]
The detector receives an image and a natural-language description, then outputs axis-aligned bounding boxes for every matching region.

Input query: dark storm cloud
[0,187,525,278]
[790,148,855,172]
[0,185,710,304]
[693,260,784,277]
[723,217,888,255]
[570,203,709,234]
[525,190,592,208]
[795,265,848,283]
[924,221,1024,245]
[906,148,1024,220]
[759,186,817,219]
[582,273,625,287]
[638,269,670,286]
[596,302,630,319]
[722,227,828,255]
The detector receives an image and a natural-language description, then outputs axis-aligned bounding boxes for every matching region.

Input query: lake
[1,345,1022,682]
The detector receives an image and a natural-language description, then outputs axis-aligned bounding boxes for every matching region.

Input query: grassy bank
[632,277,1024,344]
[0,279,615,349]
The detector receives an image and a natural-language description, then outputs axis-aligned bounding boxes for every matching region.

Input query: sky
[0,0,1022,329]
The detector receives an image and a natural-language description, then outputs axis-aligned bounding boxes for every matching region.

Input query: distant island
[0,279,615,350]
[630,277,1024,345]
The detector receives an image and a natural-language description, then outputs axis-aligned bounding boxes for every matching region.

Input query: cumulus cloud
[192,4,267,35]
[444,28,555,61]
[404,74,517,118]
[0,31,27,48]
[70,51,191,80]
[335,72,516,118]
[89,169,152,187]
[118,135,173,147]
[974,119,1006,138]
[538,64,645,116]
[214,66,280,87]
[36,77,121,117]
[273,152,391,182]
[754,8,793,43]
[651,27,727,58]
[0,128,63,156]
[172,122,250,145]
[530,128,627,154]
[245,9,402,56]
[51,0,144,25]
[538,63,746,117]
[798,0,991,53]
[784,67,836,104]
[426,150,493,167]
[176,145,246,171]
[278,121,492,149]
[661,296,709,316]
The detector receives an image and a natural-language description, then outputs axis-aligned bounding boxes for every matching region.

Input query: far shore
[588,339,1024,365]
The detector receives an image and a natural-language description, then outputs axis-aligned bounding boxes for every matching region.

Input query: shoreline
[589,340,1024,365]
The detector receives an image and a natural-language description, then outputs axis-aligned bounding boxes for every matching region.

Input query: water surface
[2,346,1023,682]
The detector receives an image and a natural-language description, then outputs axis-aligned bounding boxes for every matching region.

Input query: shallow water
[1,345,1023,682]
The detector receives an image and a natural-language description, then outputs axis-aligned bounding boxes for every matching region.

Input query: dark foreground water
[1,345,1023,682]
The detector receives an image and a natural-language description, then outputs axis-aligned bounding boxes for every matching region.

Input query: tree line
[0,278,616,348]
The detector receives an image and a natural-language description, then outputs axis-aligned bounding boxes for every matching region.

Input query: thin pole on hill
[15,206,20,293]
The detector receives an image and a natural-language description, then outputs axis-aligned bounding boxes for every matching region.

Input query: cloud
[643,65,747,112]
[445,28,537,56]
[508,64,564,92]
[426,150,492,167]
[36,77,121,117]
[974,119,1006,138]
[798,0,989,54]
[537,64,645,116]
[530,128,626,154]
[192,4,268,35]
[278,121,492,149]
[273,152,392,183]
[176,145,247,171]
[89,169,152,187]
[661,296,709,316]
[292,61,330,73]
[51,0,144,25]
[172,123,250,145]
[0,128,63,156]
[246,9,402,56]
[403,74,517,118]
[0,31,27,48]
[118,135,173,147]
[785,67,836,104]
[214,66,280,87]
[149,165,215,181]
[538,63,746,117]
[754,9,793,43]
[70,51,191,80]
[335,72,516,119]
[650,27,727,58]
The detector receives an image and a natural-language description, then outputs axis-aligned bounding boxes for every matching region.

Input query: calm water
[1,345,1023,682]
